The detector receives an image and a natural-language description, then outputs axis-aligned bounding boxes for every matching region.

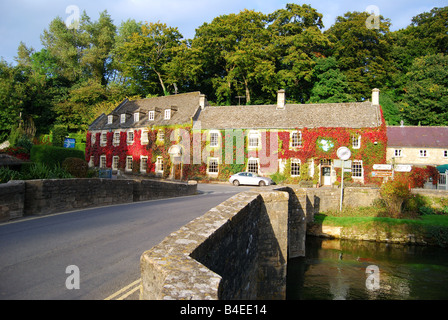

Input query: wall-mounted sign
[395,165,412,172]
[372,171,393,177]
[317,139,335,152]
[373,164,392,170]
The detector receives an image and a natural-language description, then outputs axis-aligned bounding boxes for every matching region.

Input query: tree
[114,22,183,96]
[325,11,394,101]
[400,54,448,126]
[268,3,330,103]
[308,57,355,103]
[192,9,276,104]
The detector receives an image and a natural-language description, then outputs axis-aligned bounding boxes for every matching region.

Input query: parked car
[229,172,274,186]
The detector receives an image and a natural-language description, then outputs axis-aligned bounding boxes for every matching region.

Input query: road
[0,183,254,300]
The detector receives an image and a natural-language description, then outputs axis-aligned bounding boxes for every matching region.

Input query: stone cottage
[86,89,387,186]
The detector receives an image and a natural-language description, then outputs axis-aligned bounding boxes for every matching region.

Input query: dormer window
[107,115,113,124]
[149,111,155,121]
[120,114,126,124]
[164,109,171,120]
[134,112,140,122]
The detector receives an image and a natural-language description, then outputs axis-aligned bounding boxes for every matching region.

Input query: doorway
[320,159,332,186]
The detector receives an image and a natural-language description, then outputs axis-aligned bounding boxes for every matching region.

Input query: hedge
[30,145,85,168]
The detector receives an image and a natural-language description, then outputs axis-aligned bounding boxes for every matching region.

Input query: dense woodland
[1,3,447,142]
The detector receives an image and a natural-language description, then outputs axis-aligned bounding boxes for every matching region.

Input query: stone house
[386,126,448,189]
[86,89,387,186]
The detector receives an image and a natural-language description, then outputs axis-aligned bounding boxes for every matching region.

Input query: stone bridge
[139,185,380,300]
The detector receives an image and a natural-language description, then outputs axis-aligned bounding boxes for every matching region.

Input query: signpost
[337,147,351,212]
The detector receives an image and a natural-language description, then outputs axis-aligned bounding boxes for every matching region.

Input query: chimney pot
[277,89,285,109]
[372,88,380,106]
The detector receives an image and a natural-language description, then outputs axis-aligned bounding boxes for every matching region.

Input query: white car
[229,172,274,186]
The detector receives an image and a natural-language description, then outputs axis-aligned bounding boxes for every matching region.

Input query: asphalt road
[0,183,254,300]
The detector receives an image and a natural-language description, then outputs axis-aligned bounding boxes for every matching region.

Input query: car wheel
[233,180,240,186]
[259,180,266,187]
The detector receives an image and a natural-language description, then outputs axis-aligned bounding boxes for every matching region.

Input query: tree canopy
[1,4,447,141]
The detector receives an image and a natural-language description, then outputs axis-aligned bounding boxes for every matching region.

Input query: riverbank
[307,213,448,247]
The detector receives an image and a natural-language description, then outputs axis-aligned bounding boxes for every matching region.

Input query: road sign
[373,164,392,170]
[395,165,412,172]
[337,147,351,160]
[372,171,393,178]
[64,138,76,149]
[333,159,352,169]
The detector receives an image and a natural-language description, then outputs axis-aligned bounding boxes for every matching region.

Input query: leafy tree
[308,57,355,103]
[268,3,330,103]
[114,22,183,96]
[325,11,394,101]
[400,54,448,126]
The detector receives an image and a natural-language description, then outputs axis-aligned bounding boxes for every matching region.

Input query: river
[286,236,448,300]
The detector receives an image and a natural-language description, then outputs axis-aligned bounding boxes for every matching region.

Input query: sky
[0,0,446,64]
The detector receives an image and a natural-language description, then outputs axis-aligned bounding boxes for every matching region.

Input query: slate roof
[387,126,448,148]
[89,91,204,131]
[197,101,382,129]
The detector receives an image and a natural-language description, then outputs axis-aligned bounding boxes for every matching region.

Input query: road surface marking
[104,279,141,300]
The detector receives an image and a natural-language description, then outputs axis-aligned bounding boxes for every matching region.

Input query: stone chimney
[199,94,206,110]
[372,88,380,106]
[277,89,285,110]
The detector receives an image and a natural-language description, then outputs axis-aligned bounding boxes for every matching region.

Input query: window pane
[248,159,258,173]
[208,159,218,173]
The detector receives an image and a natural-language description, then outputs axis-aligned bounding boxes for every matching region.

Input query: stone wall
[139,185,447,300]
[140,189,294,300]
[0,180,25,222]
[0,178,197,220]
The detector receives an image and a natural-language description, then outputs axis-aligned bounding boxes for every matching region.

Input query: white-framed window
[209,131,219,147]
[100,132,107,146]
[120,114,126,124]
[394,149,402,157]
[157,129,165,141]
[112,156,119,171]
[248,131,260,149]
[141,129,149,145]
[444,150,448,158]
[352,160,363,178]
[164,109,171,120]
[419,150,427,157]
[149,111,155,121]
[113,132,120,146]
[207,158,219,174]
[156,156,164,174]
[140,156,148,173]
[351,134,361,149]
[127,131,134,144]
[108,115,113,124]
[134,112,140,122]
[290,131,302,148]
[247,158,259,174]
[126,156,133,172]
[290,159,301,177]
[91,133,96,144]
[100,155,107,169]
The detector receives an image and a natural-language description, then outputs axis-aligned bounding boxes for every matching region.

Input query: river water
[286,236,448,300]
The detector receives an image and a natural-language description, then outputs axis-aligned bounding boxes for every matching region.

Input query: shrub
[21,163,73,180]
[52,125,68,147]
[62,157,88,178]
[380,179,411,217]
[0,167,22,183]
[30,145,84,168]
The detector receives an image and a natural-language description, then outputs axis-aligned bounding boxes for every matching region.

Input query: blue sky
[0,0,446,64]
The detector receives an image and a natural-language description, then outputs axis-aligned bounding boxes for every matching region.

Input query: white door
[322,166,332,186]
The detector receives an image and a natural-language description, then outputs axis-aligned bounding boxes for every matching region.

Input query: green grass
[314,213,448,228]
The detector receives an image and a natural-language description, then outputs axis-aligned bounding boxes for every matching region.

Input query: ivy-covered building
[86,89,387,186]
